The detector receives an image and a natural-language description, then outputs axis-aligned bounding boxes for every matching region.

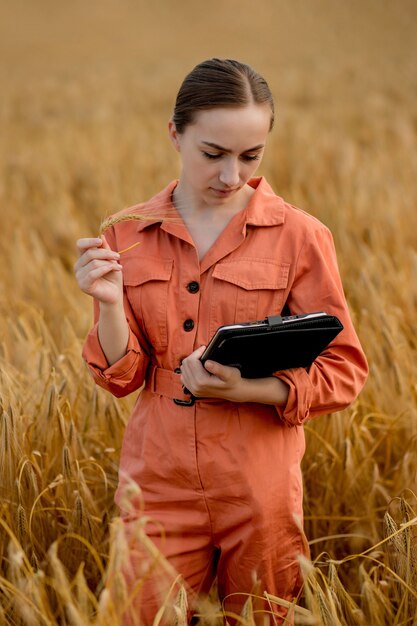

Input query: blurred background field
[0,1,417,623]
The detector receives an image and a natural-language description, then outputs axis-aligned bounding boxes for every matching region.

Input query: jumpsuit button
[187,281,200,293]
[183,319,194,332]
[174,367,181,374]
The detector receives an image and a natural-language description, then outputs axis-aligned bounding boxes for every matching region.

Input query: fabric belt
[144,366,224,406]
[145,366,190,401]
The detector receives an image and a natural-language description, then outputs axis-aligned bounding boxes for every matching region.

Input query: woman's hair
[172,58,274,133]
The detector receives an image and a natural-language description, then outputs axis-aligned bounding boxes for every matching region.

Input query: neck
[172,180,255,220]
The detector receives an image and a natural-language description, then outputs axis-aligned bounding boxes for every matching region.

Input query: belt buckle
[172,372,195,406]
[173,397,195,406]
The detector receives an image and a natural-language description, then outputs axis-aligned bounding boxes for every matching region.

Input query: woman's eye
[202,152,260,161]
[241,154,260,162]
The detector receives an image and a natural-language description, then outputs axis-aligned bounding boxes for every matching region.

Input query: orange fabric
[82,177,368,624]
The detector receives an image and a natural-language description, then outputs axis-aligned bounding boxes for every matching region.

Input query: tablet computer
[200,312,343,378]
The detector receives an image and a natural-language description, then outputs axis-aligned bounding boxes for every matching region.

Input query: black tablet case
[200,313,343,378]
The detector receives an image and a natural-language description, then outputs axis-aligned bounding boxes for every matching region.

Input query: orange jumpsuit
[82,177,368,624]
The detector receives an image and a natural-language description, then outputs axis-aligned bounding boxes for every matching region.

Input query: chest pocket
[122,256,173,349]
[209,258,290,337]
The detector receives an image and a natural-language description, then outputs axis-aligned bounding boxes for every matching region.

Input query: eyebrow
[201,141,265,153]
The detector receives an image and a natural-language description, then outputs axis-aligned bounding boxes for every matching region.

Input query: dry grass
[0,1,417,624]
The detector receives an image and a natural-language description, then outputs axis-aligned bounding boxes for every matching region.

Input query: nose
[219,158,240,188]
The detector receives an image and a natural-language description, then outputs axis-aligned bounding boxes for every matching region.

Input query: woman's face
[168,103,271,210]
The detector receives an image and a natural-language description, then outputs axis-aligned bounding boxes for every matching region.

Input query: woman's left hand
[180,345,246,402]
[180,345,290,406]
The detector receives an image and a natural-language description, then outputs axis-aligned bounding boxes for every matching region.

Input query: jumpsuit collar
[133,180,193,246]
[133,177,286,271]
[199,177,286,272]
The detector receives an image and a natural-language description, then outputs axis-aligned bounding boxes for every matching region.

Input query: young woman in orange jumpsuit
[75,59,368,624]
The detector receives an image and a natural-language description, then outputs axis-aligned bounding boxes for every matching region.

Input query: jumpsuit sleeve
[81,229,150,399]
[273,225,368,426]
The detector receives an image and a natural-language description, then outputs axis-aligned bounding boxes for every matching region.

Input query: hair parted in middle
[172,58,275,134]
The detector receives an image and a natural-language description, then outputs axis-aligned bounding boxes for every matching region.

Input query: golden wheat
[0,1,416,624]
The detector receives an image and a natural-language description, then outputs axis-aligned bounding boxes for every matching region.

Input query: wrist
[241,377,261,403]
[99,299,125,314]
[240,376,289,406]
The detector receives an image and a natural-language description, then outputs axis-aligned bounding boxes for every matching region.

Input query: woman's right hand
[74,237,123,305]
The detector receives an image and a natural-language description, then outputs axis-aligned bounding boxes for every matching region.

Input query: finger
[74,247,120,272]
[76,238,103,255]
[180,356,207,387]
[78,258,122,279]
[183,345,207,362]
[203,360,222,377]
[193,345,207,359]
[100,235,111,250]
[76,262,122,291]
[88,262,123,280]
[204,360,237,382]
[180,345,206,371]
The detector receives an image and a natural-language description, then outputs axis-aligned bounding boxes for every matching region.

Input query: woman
[75,58,368,624]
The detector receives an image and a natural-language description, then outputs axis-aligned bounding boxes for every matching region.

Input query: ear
[168,119,181,152]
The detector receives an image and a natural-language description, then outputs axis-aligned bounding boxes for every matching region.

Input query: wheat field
[0,1,417,624]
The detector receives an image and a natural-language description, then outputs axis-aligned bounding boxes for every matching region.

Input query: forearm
[98,301,130,365]
[239,375,290,406]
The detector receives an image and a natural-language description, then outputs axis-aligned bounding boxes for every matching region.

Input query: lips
[211,187,239,196]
